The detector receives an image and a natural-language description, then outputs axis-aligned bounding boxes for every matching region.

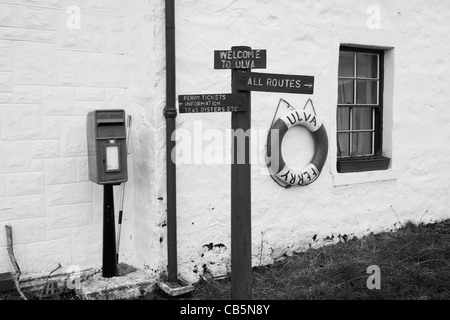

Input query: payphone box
[86,110,128,185]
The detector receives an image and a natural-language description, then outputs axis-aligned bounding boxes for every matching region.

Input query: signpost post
[230,46,253,300]
[179,46,314,300]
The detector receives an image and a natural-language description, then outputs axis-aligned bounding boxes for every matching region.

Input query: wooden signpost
[179,46,314,300]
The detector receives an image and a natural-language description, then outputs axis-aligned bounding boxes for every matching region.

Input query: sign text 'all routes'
[178,93,249,114]
[236,71,315,95]
[214,49,267,70]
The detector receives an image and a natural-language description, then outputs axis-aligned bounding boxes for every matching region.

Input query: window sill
[333,157,395,187]
[337,156,391,173]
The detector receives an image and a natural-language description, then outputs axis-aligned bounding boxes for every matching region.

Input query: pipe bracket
[164,108,178,118]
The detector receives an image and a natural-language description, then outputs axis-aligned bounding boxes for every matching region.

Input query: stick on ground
[5,225,28,300]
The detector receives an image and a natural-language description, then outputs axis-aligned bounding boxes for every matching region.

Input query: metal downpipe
[164,0,178,283]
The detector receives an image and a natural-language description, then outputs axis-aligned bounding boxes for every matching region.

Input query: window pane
[352,132,373,156]
[357,53,378,79]
[337,133,350,157]
[352,107,373,130]
[337,107,350,131]
[338,79,354,104]
[356,80,378,104]
[339,52,354,77]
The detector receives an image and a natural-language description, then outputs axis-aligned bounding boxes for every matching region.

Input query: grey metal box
[86,110,128,185]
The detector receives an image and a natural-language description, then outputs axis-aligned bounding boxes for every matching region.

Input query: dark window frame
[337,46,390,173]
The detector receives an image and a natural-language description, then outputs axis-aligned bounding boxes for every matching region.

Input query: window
[336,46,390,173]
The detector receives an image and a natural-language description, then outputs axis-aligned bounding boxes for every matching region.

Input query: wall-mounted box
[86,110,128,185]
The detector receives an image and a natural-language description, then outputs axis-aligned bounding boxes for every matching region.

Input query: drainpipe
[164,0,178,283]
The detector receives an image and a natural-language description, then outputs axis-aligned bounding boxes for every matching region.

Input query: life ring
[266,108,328,187]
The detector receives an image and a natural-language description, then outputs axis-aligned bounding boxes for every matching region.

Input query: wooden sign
[236,71,315,94]
[214,49,267,70]
[178,94,248,113]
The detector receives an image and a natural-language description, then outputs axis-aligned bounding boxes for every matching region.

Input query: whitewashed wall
[0,0,167,278]
[0,0,449,286]
[174,0,450,283]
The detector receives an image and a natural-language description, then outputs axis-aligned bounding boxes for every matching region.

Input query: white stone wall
[0,0,135,277]
[1,0,450,286]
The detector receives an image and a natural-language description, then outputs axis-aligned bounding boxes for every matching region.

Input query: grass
[2,220,449,300]
[189,220,450,300]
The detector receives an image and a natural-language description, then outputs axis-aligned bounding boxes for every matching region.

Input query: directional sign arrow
[236,71,315,95]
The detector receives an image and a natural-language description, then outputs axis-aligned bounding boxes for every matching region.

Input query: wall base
[157,279,195,297]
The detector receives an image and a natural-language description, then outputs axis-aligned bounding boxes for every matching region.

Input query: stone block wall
[0,0,130,277]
